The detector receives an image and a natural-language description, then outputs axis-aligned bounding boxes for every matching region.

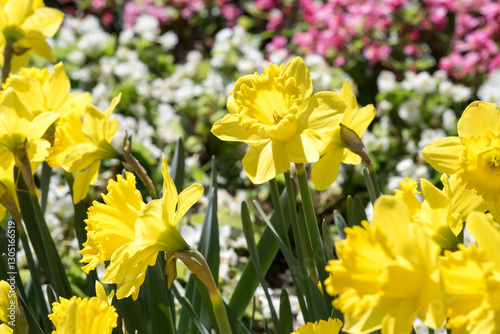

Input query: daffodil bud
[340,123,372,166]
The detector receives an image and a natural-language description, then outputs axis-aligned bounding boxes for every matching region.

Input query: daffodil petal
[311,148,342,191]
[161,154,178,224]
[72,160,100,204]
[286,129,322,163]
[19,31,55,62]
[42,63,70,110]
[340,80,358,112]
[467,211,500,268]
[381,298,418,334]
[421,136,462,175]
[0,88,32,136]
[104,93,121,118]
[282,57,312,100]
[342,148,362,165]
[9,52,31,74]
[348,104,376,137]
[242,140,289,184]
[211,114,267,146]
[174,183,204,225]
[2,76,44,112]
[297,91,346,134]
[21,7,63,37]
[4,0,33,25]
[25,111,58,140]
[458,101,500,137]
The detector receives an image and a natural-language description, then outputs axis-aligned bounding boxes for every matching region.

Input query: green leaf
[241,201,281,333]
[171,138,185,191]
[334,210,347,240]
[322,220,334,261]
[351,196,367,226]
[171,284,210,334]
[228,186,291,317]
[279,290,293,334]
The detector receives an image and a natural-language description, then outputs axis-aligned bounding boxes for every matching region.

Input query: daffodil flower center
[488,152,500,169]
[234,64,303,142]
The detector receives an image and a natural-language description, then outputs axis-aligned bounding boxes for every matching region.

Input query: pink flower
[221,4,243,27]
[265,36,287,52]
[92,0,107,10]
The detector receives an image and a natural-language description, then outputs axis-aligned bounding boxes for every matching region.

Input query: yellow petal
[42,63,70,110]
[21,7,63,37]
[381,298,418,334]
[311,148,342,191]
[104,93,121,118]
[211,113,267,146]
[467,211,500,268]
[242,140,289,184]
[297,91,346,135]
[17,31,55,62]
[72,160,100,204]
[339,80,358,112]
[135,199,189,252]
[348,104,376,137]
[174,183,204,225]
[421,136,462,175]
[342,148,362,165]
[58,92,93,116]
[8,52,30,74]
[0,88,32,138]
[282,57,313,100]
[2,76,44,112]
[458,101,500,137]
[4,0,33,25]
[25,111,58,140]
[285,129,322,163]
[161,154,178,224]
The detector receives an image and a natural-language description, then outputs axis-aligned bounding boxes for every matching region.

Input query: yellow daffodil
[211,57,346,184]
[422,101,500,205]
[311,80,375,190]
[80,154,203,300]
[394,175,485,249]
[440,212,500,333]
[79,172,144,274]
[1,64,92,117]
[324,196,445,334]
[47,95,120,203]
[0,87,58,197]
[292,318,343,334]
[48,282,118,334]
[0,0,64,73]
[0,281,15,327]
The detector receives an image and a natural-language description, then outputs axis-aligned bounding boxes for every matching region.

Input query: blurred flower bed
[24,0,500,329]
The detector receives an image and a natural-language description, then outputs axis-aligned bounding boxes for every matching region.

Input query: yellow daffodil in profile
[422,101,500,204]
[0,0,64,74]
[324,196,445,334]
[440,212,500,334]
[211,57,346,184]
[47,95,120,203]
[1,64,92,117]
[48,282,118,334]
[311,80,375,190]
[292,318,343,334]
[0,88,58,194]
[80,154,204,300]
[393,175,485,249]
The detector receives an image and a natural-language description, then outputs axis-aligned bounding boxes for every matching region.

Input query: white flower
[438,80,453,97]
[66,50,86,66]
[119,29,135,45]
[398,98,421,124]
[158,31,179,50]
[450,85,471,103]
[413,71,436,94]
[377,70,397,93]
[418,128,446,151]
[442,109,457,132]
[134,14,160,41]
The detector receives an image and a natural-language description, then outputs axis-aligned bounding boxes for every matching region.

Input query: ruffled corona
[48,283,117,334]
[458,131,500,202]
[293,318,343,334]
[325,196,445,334]
[211,57,346,184]
[79,172,144,273]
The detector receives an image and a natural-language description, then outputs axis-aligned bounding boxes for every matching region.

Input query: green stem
[2,43,13,83]
[268,178,290,248]
[295,164,329,283]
